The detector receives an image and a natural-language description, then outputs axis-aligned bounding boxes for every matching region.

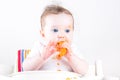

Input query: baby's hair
[40,4,74,30]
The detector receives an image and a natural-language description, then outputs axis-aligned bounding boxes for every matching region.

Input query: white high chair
[12,49,105,80]
[1,49,119,80]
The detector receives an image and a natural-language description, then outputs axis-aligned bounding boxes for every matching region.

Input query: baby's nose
[57,32,66,40]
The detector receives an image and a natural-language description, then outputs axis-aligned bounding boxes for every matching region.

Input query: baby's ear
[40,30,45,37]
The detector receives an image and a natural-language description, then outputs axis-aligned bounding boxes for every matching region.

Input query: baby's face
[42,13,74,45]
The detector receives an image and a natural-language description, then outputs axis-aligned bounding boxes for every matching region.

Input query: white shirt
[27,40,84,72]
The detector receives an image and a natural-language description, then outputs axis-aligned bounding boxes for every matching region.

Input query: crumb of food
[57,62,60,65]
[66,77,78,80]
[66,77,71,80]
[73,77,77,79]
[57,69,61,71]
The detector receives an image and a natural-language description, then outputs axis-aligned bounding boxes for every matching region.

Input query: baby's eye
[65,29,70,33]
[53,29,58,32]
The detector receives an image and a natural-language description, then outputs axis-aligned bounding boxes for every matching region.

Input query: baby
[22,4,88,75]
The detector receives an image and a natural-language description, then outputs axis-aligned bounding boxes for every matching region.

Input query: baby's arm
[63,43,88,75]
[66,53,88,75]
[22,41,56,71]
[22,53,45,71]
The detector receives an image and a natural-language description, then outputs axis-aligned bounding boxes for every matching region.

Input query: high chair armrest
[0,64,13,76]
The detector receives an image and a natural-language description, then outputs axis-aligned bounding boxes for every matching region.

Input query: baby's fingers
[48,40,57,47]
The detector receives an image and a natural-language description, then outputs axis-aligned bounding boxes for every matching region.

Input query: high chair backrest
[14,49,31,72]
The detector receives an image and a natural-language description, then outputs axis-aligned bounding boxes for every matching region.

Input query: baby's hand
[42,41,56,60]
[60,41,73,59]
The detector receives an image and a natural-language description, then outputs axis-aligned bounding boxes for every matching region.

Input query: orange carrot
[56,41,67,59]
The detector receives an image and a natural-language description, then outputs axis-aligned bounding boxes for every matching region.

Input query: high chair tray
[10,71,102,80]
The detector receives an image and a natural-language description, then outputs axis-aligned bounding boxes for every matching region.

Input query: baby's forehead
[44,13,74,26]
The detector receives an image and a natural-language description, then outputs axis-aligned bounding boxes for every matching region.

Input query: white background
[0,0,120,78]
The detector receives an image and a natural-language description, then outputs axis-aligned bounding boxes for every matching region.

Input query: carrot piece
[56,41,67,59]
